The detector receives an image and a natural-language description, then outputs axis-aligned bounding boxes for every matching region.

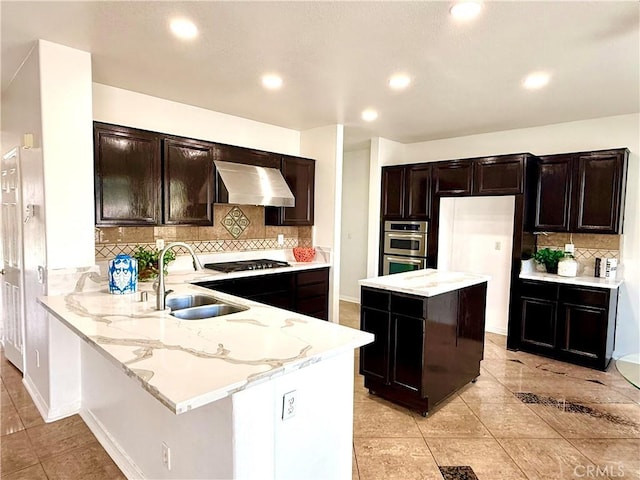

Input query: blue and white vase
[108,254,138,295]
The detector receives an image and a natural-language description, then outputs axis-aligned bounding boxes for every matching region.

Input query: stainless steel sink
[170,303,248,320]
[166,294,222,310]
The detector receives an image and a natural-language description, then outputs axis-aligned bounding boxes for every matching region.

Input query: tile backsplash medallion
[536,233,620,276]
[95,204,312,259]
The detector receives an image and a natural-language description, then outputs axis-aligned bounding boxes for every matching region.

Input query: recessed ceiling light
[389,74,411,90]
[450,2,482,21]
[262,74,283,90]
[170,19,198,40]
[361,109,378,122]
[523,72,551,90]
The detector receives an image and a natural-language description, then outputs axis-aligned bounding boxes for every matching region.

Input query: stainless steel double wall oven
[382,220,428,275]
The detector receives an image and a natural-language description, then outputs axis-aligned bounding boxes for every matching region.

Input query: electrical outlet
[277,234,284,246]
[35,350,40,368]
[282,390,297,420]
[564,243,575,254]
[494,241,502,251]
[162,442,171,470]
[156,239,165,250]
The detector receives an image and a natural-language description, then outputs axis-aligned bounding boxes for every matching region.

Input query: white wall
[367,113,640,358]
[438,197,515,335]
[340,148,370,302]
[300,125,344,323]
[93,84,301,155]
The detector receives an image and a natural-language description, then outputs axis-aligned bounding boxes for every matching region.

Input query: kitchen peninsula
[38,267,373,480]
[359,269,489,416]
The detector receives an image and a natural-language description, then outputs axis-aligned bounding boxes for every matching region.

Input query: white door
[1,148,25,371]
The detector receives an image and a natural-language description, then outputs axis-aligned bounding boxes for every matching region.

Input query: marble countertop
[519,271,622,289]
[39,270,372,415]
[359,269,490,297]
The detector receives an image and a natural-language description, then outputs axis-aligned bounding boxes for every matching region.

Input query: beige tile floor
[1,301,639,479]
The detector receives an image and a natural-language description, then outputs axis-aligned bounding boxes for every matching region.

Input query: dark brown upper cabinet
[265,155,315,226]
[533,155,573,231]
[573,149,628,233]
[433,161,473,196]
[533,148,628,233]
[474,155,524,195]
[380,164,432,220]
[94,122,161,225]
[213,143,280,169]
[163,138,214,225]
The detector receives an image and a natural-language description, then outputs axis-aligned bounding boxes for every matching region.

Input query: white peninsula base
[80,337,354,479]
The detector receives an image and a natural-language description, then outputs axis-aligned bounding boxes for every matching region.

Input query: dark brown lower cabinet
[197,267,329,320]
[518,280,618,370]
[359,282,487,416]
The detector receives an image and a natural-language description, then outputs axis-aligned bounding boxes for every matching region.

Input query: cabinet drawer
[390,293,425,319]
[361,288,390,311]
[560,286,609,308]
[297,283,327,299]
[297,268,328,286]
[520,281,558,300]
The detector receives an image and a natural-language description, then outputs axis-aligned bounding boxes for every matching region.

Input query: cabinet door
[533,155,573,231]
[473,155,523,195]
[405,164,432,220]
[520,297,557,352]
[94,123,161,225]
[163,138,214,225]
[457,283,487,380]
[295,268,329,320]
[266,156,315,226]
[573,150,628,233]
[390,314,425,396]
[360,307,390,383]
[381,166,405,219]
[213,143,280,169]
[558,303,607,366]
[433,161,473,195]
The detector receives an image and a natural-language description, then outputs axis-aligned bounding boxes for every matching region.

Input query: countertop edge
[519,272,622,289]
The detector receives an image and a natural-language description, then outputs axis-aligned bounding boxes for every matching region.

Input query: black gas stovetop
[204,259,290,273]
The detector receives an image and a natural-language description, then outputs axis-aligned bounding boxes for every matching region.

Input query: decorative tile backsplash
[536,233,620,276]
[221,206,250,238]
[95,204,312,260]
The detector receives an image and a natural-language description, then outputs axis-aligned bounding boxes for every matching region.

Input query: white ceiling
[2,1,639,150]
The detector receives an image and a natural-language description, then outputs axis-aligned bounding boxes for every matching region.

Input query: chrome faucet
[156,242,203,310]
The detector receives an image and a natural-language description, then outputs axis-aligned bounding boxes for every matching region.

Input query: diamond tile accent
[221,206,250,239]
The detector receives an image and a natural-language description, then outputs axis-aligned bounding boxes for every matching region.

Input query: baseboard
[339,295,360,304]
[81,407,145,479]
[23,374,81,423]
[485,325,508,336]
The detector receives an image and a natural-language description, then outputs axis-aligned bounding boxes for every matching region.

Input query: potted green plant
[132,245,176,281]
[533,248,565,274]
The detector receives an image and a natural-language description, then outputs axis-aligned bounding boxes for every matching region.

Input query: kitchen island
[38,269,372,480]
[359,269,489,416]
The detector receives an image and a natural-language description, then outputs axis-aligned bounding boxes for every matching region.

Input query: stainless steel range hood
[214,160,295,207]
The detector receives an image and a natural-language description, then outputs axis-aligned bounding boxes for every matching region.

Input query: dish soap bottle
[557,251,578,277]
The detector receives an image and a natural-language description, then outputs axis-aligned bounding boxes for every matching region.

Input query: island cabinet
[380,164,432,220]
[359,281,487,416]
[94,122,161,225]
[518,279,618,370]
[532,148,628,233]
[266,155,315,226]
[197,267,329,320]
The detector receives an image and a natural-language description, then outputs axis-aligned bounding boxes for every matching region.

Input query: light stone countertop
[359,269,490,297]
[39,264,372,415]
[519,271,622,289]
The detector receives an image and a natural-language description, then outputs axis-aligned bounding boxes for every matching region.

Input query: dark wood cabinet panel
[406,164,432,219]
[433,161,473,195]
[474,155,524,195]
[94,123,161,225]
[573,150,628,233]
[533,155,573,231]
[381,166,405,219]
[213,143,280,169]
[360,284,486,415]
[265,156,315,226]
[163,138,214,225]
[360,307,391,382]
[515,280,617,370]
